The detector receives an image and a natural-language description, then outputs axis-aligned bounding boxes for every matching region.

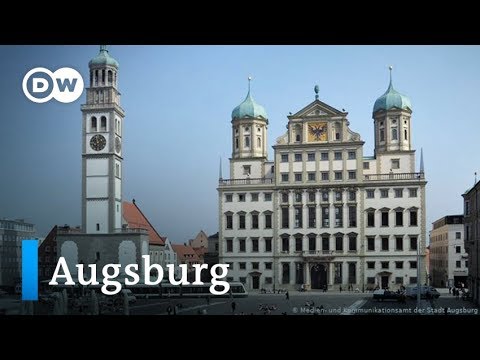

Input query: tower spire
[100,45,108,52]
[247,76,252,96]
[388,65,394,90]
[420,148,424,174]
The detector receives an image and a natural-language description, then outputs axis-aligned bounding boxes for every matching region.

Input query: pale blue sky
[0,45,479,242]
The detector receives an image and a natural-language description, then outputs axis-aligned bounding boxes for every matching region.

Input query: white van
[405,285,440,299]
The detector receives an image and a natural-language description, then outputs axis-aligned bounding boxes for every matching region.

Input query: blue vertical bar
[22,239,38,301]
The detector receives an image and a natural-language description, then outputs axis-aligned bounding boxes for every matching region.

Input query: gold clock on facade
[90,134,106,151]
[307,121,328,142]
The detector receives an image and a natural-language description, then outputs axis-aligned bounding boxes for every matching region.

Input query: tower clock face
[307,121,328,142]
[115,137,122,153]
[90,134,106,151]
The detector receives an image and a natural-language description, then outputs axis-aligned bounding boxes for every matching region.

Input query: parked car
[405,285,440,299]
[373,289,406,302]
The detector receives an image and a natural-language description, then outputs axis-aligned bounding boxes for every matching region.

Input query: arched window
[235,138,239,149]
[108,70,113,85]
[94,70,98,86]
[90,72,93,87]
[404,129,408,141]
[91,117,97,131]
[380,128,385,142]
[245,136,250,148]
[392,128,398,140]
[102,70,106,85]
[257,137,261,148]
[294,124,302,142]
[100,116,107,131]
[115,120,118,133]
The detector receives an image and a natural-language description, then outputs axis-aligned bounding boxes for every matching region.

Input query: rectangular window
[295,236,303,252]
[348,263,356,284]
[335,235,343,251]
[395,277,403,285]
[265,277,273,284]
[321,152,329,161]
[322,206,329,227]
[226,214,233,229]
[308,172,316,181]
[367,277,375,284]
[251,193,259,201]
[252,262,259,270]
[282,237,289,252]
[308,207,316,228]
[455,232,461,240]
[239,262,246,270]
[226,239,233,252]
[282,193,289,203]
[348,191,356,201]
[334,263,342,284]
[409,188,418,197]
[322,236,330,251]
[239,214,246,229]
[334,171,343,180]
[363,162,370,169]
[322,191,329,202]
[335,191,342,201]
[381,237,389,251]
[380,189,389,198]
[252,238,259,252]
[367,212,375,227]
[294,153,302,162]
[394,189,403,198]
[282,263,290,284]
[225,194,233,202]
[410,261,417,269]
[410,210,418,226]
[309,235,316,251]
[367,261,375,269]
[335,206,343,227]
[391,159,400,169]
[281,173,289,182]
[239,277,247,284]
[395,211,403,226]
[251,214,259,229]
[264,193,272,201]
[367,237,375,251]
[348,171,356,180]
[410,237,417,251]
[265,238,272,252]
[265,214,272,229]
[456,245,461,253]
[349,235,357,251]
[295,192,302,202]
[321,172,329,181]
[265,262,272,270]
[282,207,289,228]
[295,173,302,182]
[396,236,403,251]
[381,261,389,269]
[307,153,315,161]
[334,152,342,160]
[243,165,251,175]
[348,151,356,160]
[381,211,389,226]
[238,193,246,202]
[294,206,302,228]
[281,154,289,162]
[366,189,375,199]
[395,261,403,269]
[349,206,357,227]
[409,277,417,284]
[239,239,246,252]
[308,192,316,202]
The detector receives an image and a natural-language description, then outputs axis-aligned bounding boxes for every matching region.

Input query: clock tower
[81,45,123,234]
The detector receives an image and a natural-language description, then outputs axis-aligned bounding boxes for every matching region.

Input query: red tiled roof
[123,201,165,245]
[193,247,207,258]
[172,244,200,262]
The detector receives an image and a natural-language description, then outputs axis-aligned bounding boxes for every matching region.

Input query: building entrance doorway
[311,264,327,289]
[252,275,260,290]
[381,275,389,289]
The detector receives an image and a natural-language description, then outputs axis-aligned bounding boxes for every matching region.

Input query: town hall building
[218,70,427,291]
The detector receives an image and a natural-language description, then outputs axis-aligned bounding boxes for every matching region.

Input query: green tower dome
[232,79,268,120]
[89,45,119,69]
[373,67,411,113]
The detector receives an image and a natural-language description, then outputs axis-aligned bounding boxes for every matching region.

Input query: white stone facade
[218,84,427,292]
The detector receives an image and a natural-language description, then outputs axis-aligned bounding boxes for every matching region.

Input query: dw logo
[22,67,84,104]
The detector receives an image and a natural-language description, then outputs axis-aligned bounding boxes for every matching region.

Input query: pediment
[290,100,346,119]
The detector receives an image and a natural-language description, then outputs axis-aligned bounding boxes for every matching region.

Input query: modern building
[462,181,480,305]
[0,219,36,289]
[56,46,149,278]
[218,71,427,291]
[429,215,467,288]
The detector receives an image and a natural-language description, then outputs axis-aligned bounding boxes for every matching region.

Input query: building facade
[57,46,148,278]
[462,181,480,305]
[218,72,427,291]
[429,215,467,288]
[0,219,36,289]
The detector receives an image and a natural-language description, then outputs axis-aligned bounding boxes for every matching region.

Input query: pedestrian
[448,286,451,294]
[339,285,342,293]
[285,291,289,300]
[166,305,172,315]
[231,300,236,313]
